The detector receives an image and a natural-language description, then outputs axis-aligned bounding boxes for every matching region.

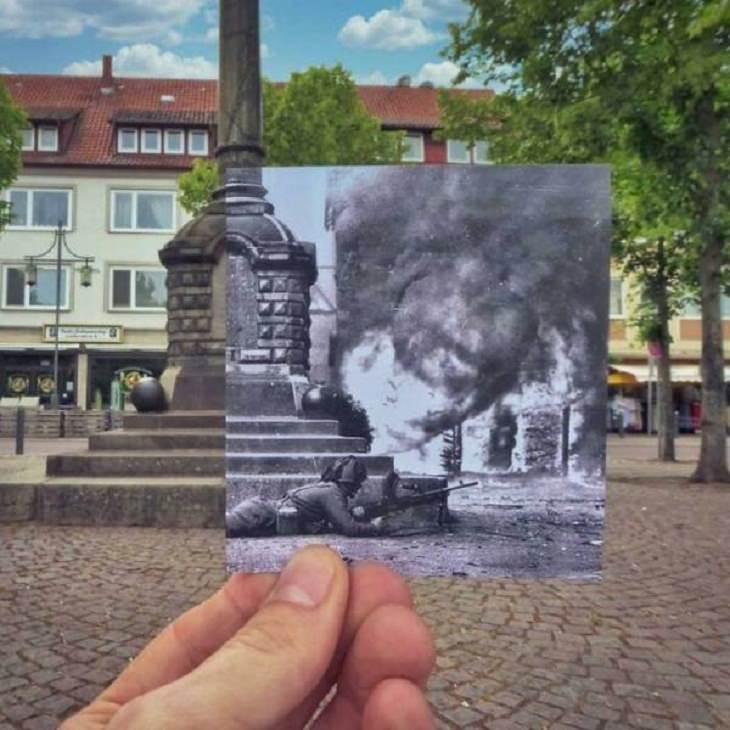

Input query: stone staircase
[20,410,443,527]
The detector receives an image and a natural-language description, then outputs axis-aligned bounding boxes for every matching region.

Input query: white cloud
[401,0,469,20]
[0,66,12,73]
[357,70,392,85]
[260,43,270,59]
[339,9,442,50]
[63,44,217,79]
[0,0,205,41]
[204,26,218,42]
[414,60,480,88]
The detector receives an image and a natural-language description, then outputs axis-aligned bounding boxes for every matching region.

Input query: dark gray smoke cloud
[331,165,611,472]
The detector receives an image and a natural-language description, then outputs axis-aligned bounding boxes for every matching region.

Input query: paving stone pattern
[1,437,729,729]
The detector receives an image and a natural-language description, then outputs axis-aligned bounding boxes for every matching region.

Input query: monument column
[158,0,266,410]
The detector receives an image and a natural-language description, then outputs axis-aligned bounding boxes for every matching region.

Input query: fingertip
[362,678,435,730]
[350,562,414,609]
[222,571,277,614]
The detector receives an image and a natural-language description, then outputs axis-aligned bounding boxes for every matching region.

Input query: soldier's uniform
[282,481,380,537]
[226,456,381,538]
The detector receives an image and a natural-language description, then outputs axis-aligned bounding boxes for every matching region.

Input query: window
[447,139,489,164]
[110,267,167,310]
[21,126,34,151]
[188,129,209,155]
[447,139,470,164]
[164,129,184,154]
[473,140,489,164]
[118,128,139,153]
[111,190,176,232]
[402,133,424,162]
[3,265,69,309]
[5,188,72,229]
[610,278,624,317]
[683,295,730,318]
[141,129,162,154]
[37,126,59,152]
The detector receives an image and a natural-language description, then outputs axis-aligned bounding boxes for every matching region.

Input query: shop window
[610,278,624,317]
[141,128,162,154]
[110,267,167,310]
[164,129,184,154]
[2,264,70,309]
[402,133,424,162]
[188,129,209,156]
[110,190,176,232]
[4,187,72,229]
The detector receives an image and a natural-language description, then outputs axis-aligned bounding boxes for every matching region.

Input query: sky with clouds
[0,0,484,88]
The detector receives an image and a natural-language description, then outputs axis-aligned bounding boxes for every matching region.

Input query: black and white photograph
[225,164,610,578]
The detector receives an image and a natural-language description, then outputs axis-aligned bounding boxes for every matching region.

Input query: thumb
[109,546,349,730]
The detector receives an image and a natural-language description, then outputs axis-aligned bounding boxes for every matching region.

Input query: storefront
[0,324,166,409]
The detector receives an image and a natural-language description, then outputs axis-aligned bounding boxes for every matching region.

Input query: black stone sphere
[130,377,167,413]
[301,385,342,418]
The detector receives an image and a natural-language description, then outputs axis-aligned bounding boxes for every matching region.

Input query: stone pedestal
[226,168,317,417]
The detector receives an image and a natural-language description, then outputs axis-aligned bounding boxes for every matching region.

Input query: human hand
[351,505,367,520]
[61,545,435,729]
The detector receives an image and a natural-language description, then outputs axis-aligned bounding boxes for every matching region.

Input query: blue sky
[0,0,484,88]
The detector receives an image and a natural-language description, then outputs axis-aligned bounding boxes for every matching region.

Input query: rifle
[356,480,480,522]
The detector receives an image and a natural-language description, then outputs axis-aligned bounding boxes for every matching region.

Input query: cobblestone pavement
[1,436,729,729]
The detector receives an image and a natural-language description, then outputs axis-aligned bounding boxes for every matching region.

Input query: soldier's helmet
[335,456,368,488]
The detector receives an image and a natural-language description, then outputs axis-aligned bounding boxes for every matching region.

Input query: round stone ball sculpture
[130,377,167,413]
[301,385,342,419]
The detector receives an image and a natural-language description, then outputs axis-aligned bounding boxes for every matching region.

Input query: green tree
[0,78,26,230]
[178,65,403,215]
[443,0,729,482]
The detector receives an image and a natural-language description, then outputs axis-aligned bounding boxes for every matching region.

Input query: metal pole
[217,0,264,173]
[52,224,62,409]
[647,356,653,434]
[15,407,25,455]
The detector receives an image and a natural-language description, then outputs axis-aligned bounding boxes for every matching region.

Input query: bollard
[15,408,25,455]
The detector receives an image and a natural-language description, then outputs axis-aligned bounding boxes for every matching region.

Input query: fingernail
[270,549,335,608]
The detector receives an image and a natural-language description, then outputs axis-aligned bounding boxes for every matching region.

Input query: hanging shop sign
[42,325,123,344]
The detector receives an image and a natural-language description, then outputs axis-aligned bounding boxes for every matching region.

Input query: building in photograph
[0,58,494,409]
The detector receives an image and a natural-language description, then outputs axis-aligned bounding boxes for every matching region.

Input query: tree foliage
[442,0,729,480]
[0,78,26,230]
[178,65,403,215]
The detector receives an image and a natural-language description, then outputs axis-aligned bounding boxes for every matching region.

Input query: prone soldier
[226,456,383,538]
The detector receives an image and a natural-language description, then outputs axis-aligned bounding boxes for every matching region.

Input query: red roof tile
[2,73,493,170]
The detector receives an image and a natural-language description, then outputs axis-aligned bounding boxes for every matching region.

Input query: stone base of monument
[19,411,227,527]
[9,410,446,529]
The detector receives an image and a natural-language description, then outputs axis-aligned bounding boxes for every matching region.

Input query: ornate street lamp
[24,222,96,409]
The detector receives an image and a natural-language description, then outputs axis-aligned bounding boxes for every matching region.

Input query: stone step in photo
[226,453,393,475]
[123,411,225,430]
[226,417,340,435]
[225,435,366,453]
[46,451,224,477]
[90,430,224,451]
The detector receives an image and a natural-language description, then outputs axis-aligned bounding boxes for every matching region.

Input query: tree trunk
[691,90,729,484]
[691,231,729,482]
[655,241,676,461]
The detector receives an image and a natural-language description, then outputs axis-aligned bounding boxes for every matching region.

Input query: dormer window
[37,126,59,152]
[118,128,139,153]
[188,129,208,156]
[21,126,35,151]
[20,123,59,152]
[164,129,184,154]
[141,128,162,154]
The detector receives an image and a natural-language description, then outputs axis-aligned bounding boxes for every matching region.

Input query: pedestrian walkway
[0,437,728,729]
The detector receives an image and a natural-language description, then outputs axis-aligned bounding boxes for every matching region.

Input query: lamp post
[24,221,94,409]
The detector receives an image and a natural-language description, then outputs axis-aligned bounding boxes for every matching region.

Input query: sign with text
[43,325,123,343]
